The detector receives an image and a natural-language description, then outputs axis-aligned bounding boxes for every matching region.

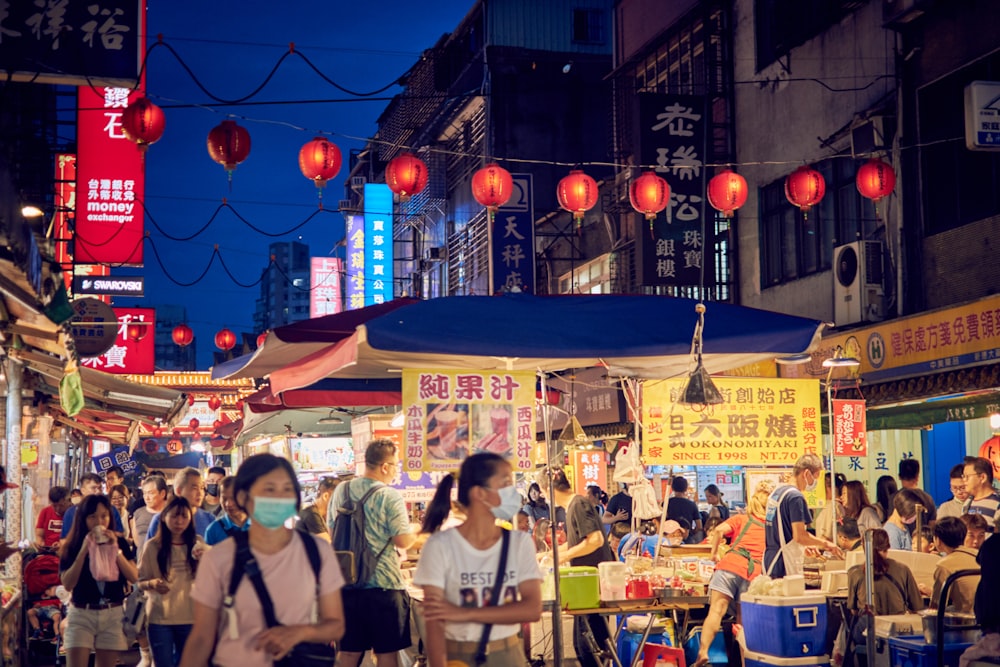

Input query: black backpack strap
[298,530,322,587]
[475,529,510,667]
[225,531,250,609]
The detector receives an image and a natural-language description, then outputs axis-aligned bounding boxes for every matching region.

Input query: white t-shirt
[413,528,541,642]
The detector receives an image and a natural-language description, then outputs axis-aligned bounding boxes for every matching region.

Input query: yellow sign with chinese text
[402,369,536,472]
[642,377,821,466]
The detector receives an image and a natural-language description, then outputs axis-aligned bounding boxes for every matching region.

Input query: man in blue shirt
[204,476,249,545]
[147,467,215,539]
[60,473,124,540]
[763,454,842,578]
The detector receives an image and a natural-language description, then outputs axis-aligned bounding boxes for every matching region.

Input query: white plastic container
[781,574,806,596]
[598,561,628,601]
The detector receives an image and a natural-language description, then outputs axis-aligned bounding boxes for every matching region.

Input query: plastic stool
[642,642,686,667]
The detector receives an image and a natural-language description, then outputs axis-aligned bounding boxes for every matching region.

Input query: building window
[572,8,605,45]
[754,0,861,71]
[759,157,868,287]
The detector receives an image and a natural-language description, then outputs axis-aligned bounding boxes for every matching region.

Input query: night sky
[114,1,474,369]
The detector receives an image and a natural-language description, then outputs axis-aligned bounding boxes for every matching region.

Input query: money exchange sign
[642,377,821,465]
[402,369,535,472]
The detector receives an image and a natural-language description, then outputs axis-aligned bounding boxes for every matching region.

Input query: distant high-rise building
[155,304,196,371]
[253,241,311,331]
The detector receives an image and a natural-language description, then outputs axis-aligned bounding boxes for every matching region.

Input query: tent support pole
[540,371,564,667]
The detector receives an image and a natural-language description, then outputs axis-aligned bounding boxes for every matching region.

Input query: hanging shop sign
[79,307,154,374]
[72,275,144,297]
[92,446,139,476]
[310,257,343,317]
[642,377,821,466]
[636,93,714,289]
[70,297,119,357]
[363,183,394,306]
[490,173,536,295]
[535,367,625,432]
[402,369,535,472]
[832,399,867,457]
[964,81,1000,151]
[572,449,607,496]
[345,214,365,310]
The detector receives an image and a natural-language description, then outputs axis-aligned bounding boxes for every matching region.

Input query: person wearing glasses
[962,456,1000,533]
[938,464,970,520]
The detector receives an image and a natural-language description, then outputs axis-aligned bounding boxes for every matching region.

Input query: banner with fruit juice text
[642,377,821,466]
[402,369,535,472]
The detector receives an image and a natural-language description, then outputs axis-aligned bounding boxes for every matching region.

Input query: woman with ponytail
[414,453,542,667]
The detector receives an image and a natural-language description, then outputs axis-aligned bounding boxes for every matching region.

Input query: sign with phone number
[641,377,821,465]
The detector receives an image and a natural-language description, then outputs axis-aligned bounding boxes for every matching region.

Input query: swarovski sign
[73,276,145,297]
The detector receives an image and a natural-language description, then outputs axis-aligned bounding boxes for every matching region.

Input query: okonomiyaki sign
[642,377,821,466]
[402,369,535,472]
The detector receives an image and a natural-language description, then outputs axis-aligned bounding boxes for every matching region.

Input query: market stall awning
[259,294,825,393]
[244,377,402,411]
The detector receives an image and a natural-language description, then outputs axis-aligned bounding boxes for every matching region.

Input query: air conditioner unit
[426,246,446,261]
[337,199,352,211]
[883,0,929,27]
[350,176,366,191]
[833,241,885,326]
[851,117,887,157]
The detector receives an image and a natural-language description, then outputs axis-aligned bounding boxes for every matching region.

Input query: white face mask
[491,485,523,521]
[804,472,819,493]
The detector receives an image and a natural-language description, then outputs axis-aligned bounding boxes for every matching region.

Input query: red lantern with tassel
[142,439,159,455]
[784,165,826,215]
[207,396,222,411]
[207,120,251,178]
[856,158,896,203]
[172,324,194,347]
[189,418,200,432]
[471,163,514,213]
[215,328,236,352]
[299,137,342,189]
[979,435,1000,479]
[152,427,163,438]
[122,97,165,152]
[166,438,183,455]
[556,170,599,229]
[126,322,147,342]
[385,152,428,201]
[707,169,748,218]
[629,170,670,236]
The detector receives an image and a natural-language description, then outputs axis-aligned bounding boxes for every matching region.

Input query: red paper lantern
[172,324,194,347]
[707,169,748,218]
[152,427,163,438]
[207,120,251,173]
[126,322,147,342]
[856,157,896,202]
[298,137,342,189]
[215,328,236,352]
[189,418,200,431]
[979,435,1000,479]
[556,170,599,226]
[784,165,826,214]
[207,396,222,411]
[471,163,514,213]
[172,428,182,438]
[257,331,267,348]
[213,419,223,430]
[142,439,159,455]
[629,171,670,220]
[385,152,428,200]
[121,97,165,152]
[166,439,183,455]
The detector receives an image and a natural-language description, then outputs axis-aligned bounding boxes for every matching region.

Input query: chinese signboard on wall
[345,215,364,310]
[75,86,145,265]
[642,377,821,465]
[832,399,867,457]
[490,173,535,294]
[92,446,138,476]
[310,257,343,317]
[637,93,714,289]
[572,449,607,496]
[402,369,535,472]
[363,183,393,306]
[79,307,154,374]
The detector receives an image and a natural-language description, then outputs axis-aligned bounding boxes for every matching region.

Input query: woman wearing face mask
[109,484,132,545]
[415,453,542,667]
[178,454,345,667]
[883,488,921,551]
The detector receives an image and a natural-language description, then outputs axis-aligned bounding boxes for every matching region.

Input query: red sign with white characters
[75,86,145,265]
[79,308,155,374]
[832,399,867,457]
[573,449,607,496]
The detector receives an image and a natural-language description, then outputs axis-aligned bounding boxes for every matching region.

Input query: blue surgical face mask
[251,496,297,529]
[492,485,523,521]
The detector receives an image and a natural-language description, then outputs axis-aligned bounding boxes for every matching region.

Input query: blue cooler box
[740,594,829,657]
[743,649,831,667]
[887,634,974,667]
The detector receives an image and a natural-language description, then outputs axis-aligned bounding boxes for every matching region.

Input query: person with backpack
[414,453,542,667]
[178,454,344,667]
[328,438,415,667]
[204,476,249,546]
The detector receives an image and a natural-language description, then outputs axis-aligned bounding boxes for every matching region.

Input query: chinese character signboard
[363,183,393,305]
[75,86,145,265]
[832,399,867,457]
[964,81,1000,151]
[572,449,607,496]
[0,1,143,87]
[79,307,155,374]
[345,215,365,310]
[310,257,343,317]
[92,446,138,476]
[637,93,714,289]
[402,369,535,472]
[490,174,535,294]
[642,377,821,465]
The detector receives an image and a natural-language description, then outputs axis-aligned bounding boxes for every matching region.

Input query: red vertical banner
[75,86,146,265]
[54,153,76,283]
[832,399,867,457]
[572,449,607,496]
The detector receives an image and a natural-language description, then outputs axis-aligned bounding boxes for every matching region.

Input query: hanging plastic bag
[87,536,120,582]
[613,441,644,484]
[631,478,661,520]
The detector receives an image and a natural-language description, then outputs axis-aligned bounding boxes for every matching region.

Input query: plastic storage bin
[558,566,600,610]
[887,634,974,667]
[617,631,665,667]
[642,643,685,667]
[743,649,831,666]
[740,594,829,657]
[682,626,728,666]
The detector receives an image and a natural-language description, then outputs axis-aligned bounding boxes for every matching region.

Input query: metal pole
[4,356,23,577]
[540,372,564,667]
[825,375,838,547]
[863,528,876,661]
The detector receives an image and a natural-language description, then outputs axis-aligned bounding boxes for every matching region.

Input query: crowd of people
[21,442,1000,667]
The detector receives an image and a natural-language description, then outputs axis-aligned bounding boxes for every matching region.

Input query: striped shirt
[963,492,1000,532]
